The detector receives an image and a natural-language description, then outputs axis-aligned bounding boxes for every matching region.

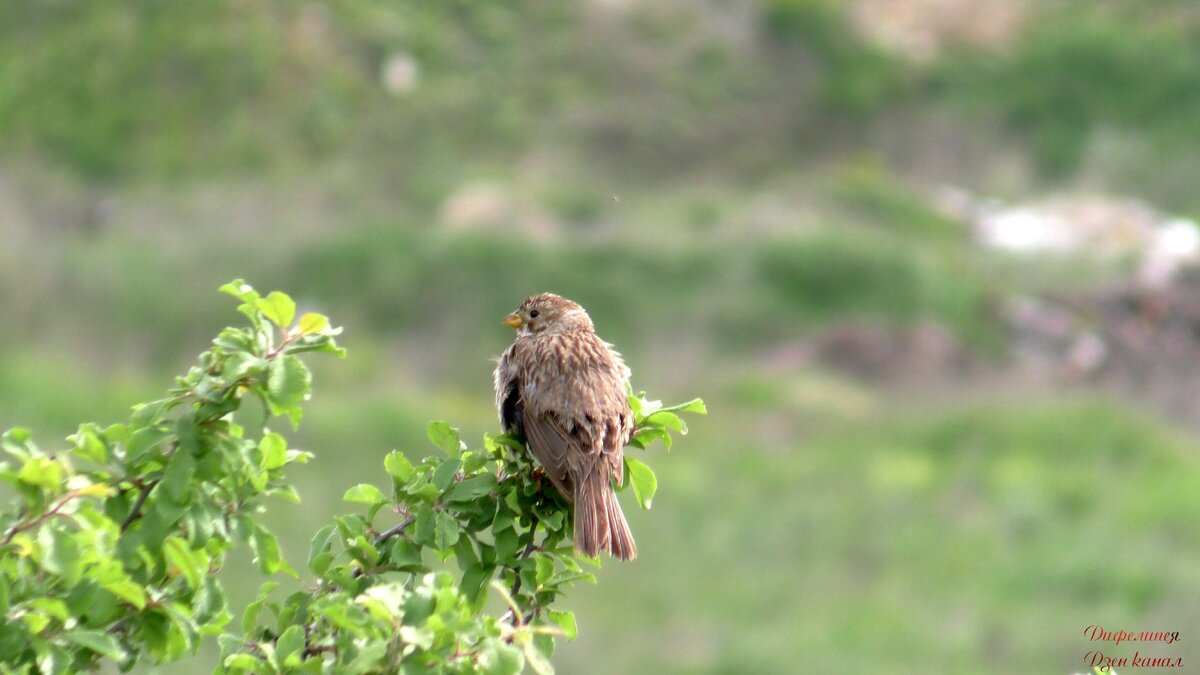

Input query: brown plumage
[493,293,637,560]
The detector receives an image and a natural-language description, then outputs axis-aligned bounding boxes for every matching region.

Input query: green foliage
[761,0,903,115]
[0,3,334,179]
[934,5,1200,176]
[750,231,987,336]
[218,388,701,673]
[0,2,569,182]
[830,164,964,242]
[0,281,342,672]
[0,281,704,674]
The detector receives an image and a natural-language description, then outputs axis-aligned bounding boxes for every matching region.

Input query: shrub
[0,280,704,673]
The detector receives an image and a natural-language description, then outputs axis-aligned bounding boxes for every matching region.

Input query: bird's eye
[529,310,540,318]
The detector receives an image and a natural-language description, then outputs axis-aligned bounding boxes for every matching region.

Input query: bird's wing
[520,408,578,501]
[511,331,634,499]
[494,344,522,435]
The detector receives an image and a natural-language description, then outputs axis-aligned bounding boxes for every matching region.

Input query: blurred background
[3,0,1200,672]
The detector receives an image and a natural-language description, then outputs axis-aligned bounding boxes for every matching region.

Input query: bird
[493,293,637,560]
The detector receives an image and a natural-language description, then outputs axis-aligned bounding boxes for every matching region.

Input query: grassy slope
[2,1,1200,672]
[6,350,1200,673]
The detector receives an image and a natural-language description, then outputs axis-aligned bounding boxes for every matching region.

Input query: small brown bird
[493,293,637,560]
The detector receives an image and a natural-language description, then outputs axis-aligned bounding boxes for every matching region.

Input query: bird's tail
[574,469,637,561]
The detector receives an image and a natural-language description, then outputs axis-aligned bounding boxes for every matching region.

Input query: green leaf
[38,526,82,585]
[267,355,311,412]
[125,424,170,460]
[259,433,288,470]
[101,579,147,609]
[546,609,578,641]
[413,505,435,546]
[1,427,34,457]
[241,582,279,634]
[224,653,267,671]
[630,394,663,420]
[535,555,554,586]
[249,525,288,576]
[549,569,597,586]
[383,450,414,482]
[63,629,127,661]
[409,480,440,502]
[540,510,565,532]
[21,611,49,635]
[309,552,333,577]
[17,456,61,489]
[222,352,266,382]
[660,397,707,415]
[625,457,657,510]
[344,640,389,673]
[163,535,203,589]
[479,637,524,675]
[460,563,493,606]
[29,597,70,624]
[69,424,108,463]
[308,524,336,571]
[454,534,479,569]
[103,423,129,442]
[426,421,462,456]
[334,515,366,541]
[447,473,498,502]
[176,412,202,456]
[257,291,297,327]
[218,279,258,303]
[161,449,195,505]
[645,411,686,433]
[296,312,330,335]
[433,511,460,550]
[630,427,671,451]
[432,457,461,492]
[275,624,306,665]
[194,575,230,628]
[390,538,424,569]
[493,527,519,561]
[343,483,386,505]
[523,638,555,675]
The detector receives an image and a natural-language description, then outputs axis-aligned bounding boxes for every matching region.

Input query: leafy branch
[0,280,705,675]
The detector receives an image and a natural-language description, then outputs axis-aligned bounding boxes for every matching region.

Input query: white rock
[977,206,1078,253]
[1140,218,1200,288]
[381,53,419,95]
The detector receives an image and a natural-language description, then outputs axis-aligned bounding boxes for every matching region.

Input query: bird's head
[502,293,594,336]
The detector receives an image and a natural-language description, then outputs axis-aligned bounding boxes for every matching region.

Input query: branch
[2,492,79,545]
[374,515,415,547]
[347,517,418,581]
[500,514,540,627]
[120,480,158,532]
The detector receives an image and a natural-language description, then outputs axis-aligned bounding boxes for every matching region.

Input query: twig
[374,515,415,547]
[2,492,79,545]
[120,480,159,532]
[349,516,418,580]
[493,580,525,629]
[507,513,539,596]
[508,540,539,596]
[500,515,540,627]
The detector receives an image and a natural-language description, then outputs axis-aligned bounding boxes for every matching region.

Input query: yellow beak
[502,312,524,329]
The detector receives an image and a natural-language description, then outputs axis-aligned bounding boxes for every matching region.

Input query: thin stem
[347,516,417,580]
[120,480,159,532]
[2,492,79,545]
[500,514,540,627]
[507,513,539,596]
[374,515,416,547]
